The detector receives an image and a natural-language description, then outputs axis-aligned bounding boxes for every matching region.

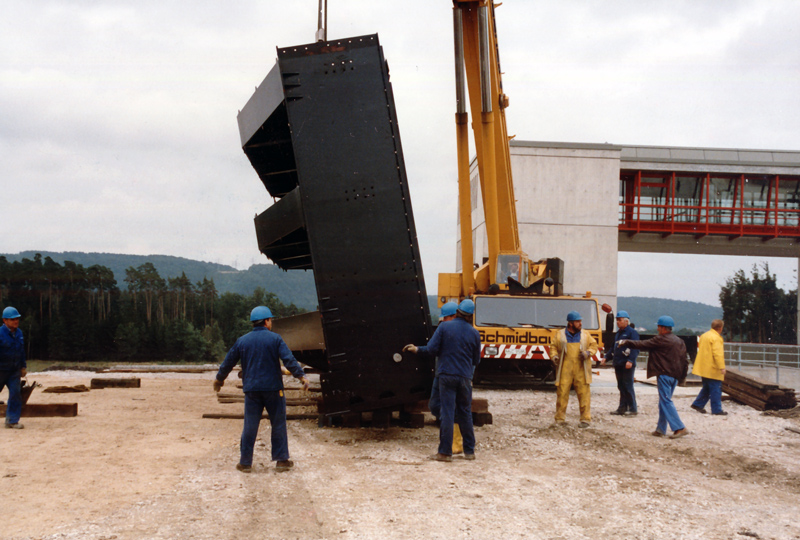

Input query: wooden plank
[91,378,141,389]
[217,397,319,406]
[42,385,90,393]
[0,403,78,417]
[202,413,318,420]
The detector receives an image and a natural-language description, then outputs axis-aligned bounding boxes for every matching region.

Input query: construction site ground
[2,367,800,540]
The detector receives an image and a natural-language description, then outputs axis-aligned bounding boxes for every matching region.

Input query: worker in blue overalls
[214,306,309,473]
[0,306,26,430]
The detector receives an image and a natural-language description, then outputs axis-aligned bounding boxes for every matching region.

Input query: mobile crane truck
[438,1,610,385]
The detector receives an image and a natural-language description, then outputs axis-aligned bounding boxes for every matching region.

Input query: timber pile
[722,369,797,411]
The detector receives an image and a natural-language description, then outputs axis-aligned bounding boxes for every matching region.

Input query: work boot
[610,408,625,415]
[431,453,452,462]
[276,460,294,471]
[669,428,689,439]
[578,421,590,429]
[651,430,665,437]
[463,453,476,461]
[236,463,252,473]
[5,422,24,430]
[623,410,638,416]
[691,405,707,414]
[712,411,728,416]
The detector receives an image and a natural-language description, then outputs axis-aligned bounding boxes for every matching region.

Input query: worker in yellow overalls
[549,311,599,428]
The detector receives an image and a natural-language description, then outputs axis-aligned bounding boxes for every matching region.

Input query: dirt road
[2,369,799,540]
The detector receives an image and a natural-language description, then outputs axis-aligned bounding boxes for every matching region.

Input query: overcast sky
[3,1,799,307]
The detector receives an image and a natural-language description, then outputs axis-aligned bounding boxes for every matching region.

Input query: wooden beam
[91,378,141,389]
[0,403,78,417]
[202,413,317,420]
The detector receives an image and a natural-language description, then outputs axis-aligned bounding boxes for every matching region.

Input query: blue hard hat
[440,301,458,318]
[457,299,475,315]
[2,307,20,319]
[567,311,582,322]
[657,315,674,328]
[250,306,273,322]
[616,310,630,319]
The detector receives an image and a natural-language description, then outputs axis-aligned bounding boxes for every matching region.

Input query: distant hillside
[2,251,318,311]
[617,296,722,333]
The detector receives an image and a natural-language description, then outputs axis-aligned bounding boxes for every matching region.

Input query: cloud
[2,0,798,307]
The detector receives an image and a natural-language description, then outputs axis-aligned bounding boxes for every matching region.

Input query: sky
[2,0,799,307]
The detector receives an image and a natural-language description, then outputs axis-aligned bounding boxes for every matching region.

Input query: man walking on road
[550,311,599,428]
[691,320,727,416]
[214,306,310,473]
[605,310,639,416]
[0,307,26,429]
[620,316,690,439]
[404,299,481,462]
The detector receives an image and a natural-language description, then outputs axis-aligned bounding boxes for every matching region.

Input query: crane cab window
[496,254,527,285]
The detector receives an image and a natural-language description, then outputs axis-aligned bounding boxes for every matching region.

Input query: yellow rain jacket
[692,329,725,380]
[550,329,598,386]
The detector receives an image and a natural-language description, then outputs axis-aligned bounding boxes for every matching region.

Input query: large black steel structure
[237,34,433,415]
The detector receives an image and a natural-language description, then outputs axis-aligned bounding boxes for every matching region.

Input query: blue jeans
[437,374,475,456]
[0,370,22,424]
[614,364,637,412]
[692,378,723,414]
[429,375,441,420]
[240,391,289,466]
[656,375,685,434]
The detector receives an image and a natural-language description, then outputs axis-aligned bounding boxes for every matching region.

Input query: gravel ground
[2,368,799,540]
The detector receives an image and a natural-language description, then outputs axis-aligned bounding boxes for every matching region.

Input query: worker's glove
[299,377,310,391]
[403,344,418,354]
[622,349,630,357]
[580,351,592,361]
[213,379,224,392]
[616,339,627,347]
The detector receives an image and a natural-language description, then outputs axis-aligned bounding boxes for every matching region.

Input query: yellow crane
[439,1,607,383]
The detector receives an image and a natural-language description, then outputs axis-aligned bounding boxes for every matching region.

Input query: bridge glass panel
[674,175,703,223]
[742,175,771,225]
[708,176,737,225]
[777,178,800,227]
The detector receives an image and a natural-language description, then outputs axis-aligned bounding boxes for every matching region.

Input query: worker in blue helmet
[404,298,481,462]
[605,310,640,416]
[214,306,310,472]
[550,310,599,428]
[428,301,459,422]
[1,306,26,429]
[618,315,690,439]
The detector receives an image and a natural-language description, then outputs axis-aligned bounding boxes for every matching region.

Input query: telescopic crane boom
[442,0,561,303]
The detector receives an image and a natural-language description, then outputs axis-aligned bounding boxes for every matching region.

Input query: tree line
[0,254,305,362]
[720,263,797,344]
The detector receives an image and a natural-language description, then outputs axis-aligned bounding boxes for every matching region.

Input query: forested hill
[1,253,723,327]
[2,251,318,311]
[617,296,722,334]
